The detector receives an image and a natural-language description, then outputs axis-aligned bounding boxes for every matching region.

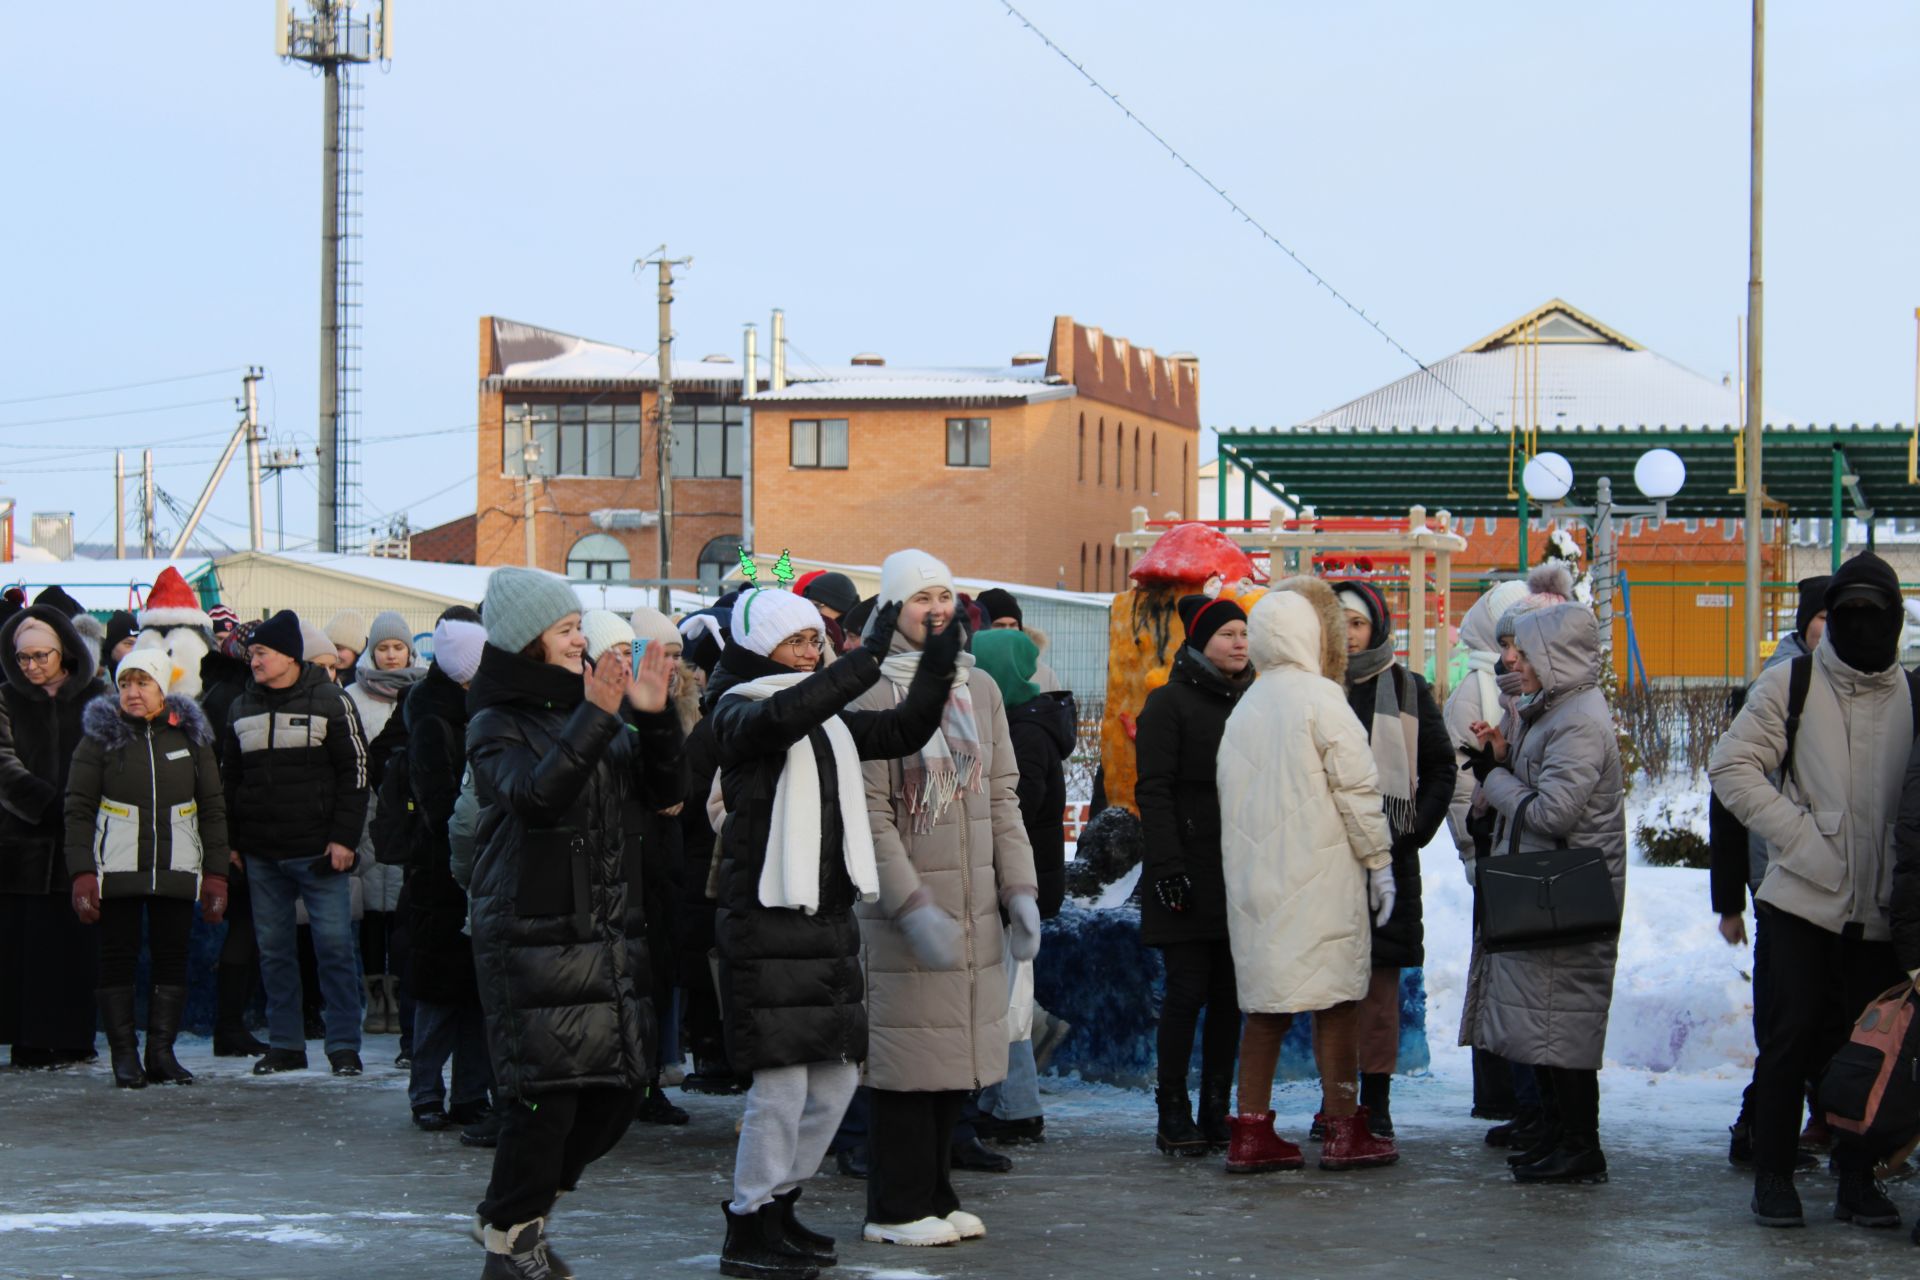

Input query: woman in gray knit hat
[464,567,687,1278]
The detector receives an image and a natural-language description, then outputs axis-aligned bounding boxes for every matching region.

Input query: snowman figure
[132,566,216,699]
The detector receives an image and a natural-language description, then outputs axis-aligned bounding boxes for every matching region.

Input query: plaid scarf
[879,650,981,835]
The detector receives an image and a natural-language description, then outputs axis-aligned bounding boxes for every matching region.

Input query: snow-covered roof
[749,364,1073,405]
[486,318,751,390]
[1,557,215,613]
[213,551,709,615]
[1301,300,1741,431]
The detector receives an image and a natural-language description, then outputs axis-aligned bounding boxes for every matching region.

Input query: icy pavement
[2,1035,1919,1280]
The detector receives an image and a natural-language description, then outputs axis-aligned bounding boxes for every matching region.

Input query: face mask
[1827,603,1902,674]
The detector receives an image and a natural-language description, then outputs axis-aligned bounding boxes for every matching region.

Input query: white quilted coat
[1216,589,1393,1015]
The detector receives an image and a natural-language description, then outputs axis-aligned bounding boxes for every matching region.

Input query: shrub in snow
[1065,806,1145,901]
[1637,822,1710,868]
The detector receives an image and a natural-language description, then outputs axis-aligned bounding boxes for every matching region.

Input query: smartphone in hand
[631,638,649,679]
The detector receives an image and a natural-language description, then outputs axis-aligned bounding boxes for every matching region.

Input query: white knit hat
[431,619,487,684]
[116,643,176,691]
[628,607,684,651]
[878,549,956,608]
[733,588,825,658]
[580,608,636,661]
[1335,586,1372,619]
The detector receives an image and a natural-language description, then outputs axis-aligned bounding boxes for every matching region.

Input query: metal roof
[1216,424,1920,520]
[1301,300,1740,432]
[485,318,750,391]
[747,364,1073,405]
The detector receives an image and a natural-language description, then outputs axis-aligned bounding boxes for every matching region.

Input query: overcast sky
[4,1,1916,553]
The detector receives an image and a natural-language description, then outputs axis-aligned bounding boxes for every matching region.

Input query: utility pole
[519,408,542,568]
[643,248,692,612]
[244,368,265,551]
[1742,0,1765,680]
[142,450,156,558]
[114,453,126,559]
[741,322,757,559]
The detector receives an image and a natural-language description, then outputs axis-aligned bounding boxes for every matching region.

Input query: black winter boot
[636,1078,690,1125]
[1154,1085,1207,1157]
[1512,1133,1608,1184]
[719,1202,820,1280]
[1507,1124,1564,1169]
[212,964,267,1056]
[1835,1168,1902,1228]
[771,1188,837,1265]
[1751,1172,1804,1228]
[143,985,194,1084]
[1198,1073,1233,1151]
[1361,1073,1394,1138]
[480,1217,557,1279]
[97,987,145,1090]
[1487,1106,1548,1150]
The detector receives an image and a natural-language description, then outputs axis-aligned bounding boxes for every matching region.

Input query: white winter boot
[862,1216,961,1247]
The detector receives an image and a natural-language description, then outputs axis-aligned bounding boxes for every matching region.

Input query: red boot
[1225,1112,1306,1174]
[1319,1107,1399,1171]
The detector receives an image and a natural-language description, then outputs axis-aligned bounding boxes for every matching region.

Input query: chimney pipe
[771,308,786,392]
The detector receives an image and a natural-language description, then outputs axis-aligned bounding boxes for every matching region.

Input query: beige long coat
[855,653,1038,1093]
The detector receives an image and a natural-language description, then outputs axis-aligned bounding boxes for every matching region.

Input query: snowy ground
[4,774,1904,1279]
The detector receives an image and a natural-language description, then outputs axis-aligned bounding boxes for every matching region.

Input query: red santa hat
[138,567,212,632]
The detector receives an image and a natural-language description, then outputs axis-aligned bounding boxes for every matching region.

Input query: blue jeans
[409,998,493,1111]
[250,856,363,1055]
[979,1038,1042,1121]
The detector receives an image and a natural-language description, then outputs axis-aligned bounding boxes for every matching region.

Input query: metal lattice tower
[278,1,388,552]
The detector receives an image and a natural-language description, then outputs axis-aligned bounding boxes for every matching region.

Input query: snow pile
[1627,766,1711,860]
[1419,830,1755,1078]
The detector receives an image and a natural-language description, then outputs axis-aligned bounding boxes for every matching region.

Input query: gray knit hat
[366,610,414,655]
[483,567,582,655]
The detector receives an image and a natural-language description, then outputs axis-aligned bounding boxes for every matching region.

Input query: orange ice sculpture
[1100,524,1257,814]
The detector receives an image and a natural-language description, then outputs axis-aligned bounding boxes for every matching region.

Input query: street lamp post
[1523,449,1686,670]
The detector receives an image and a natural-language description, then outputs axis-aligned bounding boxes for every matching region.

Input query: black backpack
[368,744,423,867]
[1779,656,1920,782]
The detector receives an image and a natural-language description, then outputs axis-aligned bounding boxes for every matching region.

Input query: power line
[0,367,243,408]
[0,397,234,431]
[994,0,1499,430]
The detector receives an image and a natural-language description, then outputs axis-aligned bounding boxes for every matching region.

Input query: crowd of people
[3,544,1917,1274]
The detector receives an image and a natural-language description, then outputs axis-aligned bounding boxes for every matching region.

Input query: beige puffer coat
[1217,581,1392,1015]
[854,647,1038,1093]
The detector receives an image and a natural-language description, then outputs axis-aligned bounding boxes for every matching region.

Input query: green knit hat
[482,567,582,655]
[972,629,1041,709]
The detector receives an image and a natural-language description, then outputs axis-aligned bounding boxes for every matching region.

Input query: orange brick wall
[750,398,1196,589]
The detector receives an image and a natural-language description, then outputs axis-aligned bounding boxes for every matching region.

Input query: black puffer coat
[1006,690,1076,920]
[1345,662,1455,969]
[0,606,113,895]
[219,664,370,862]
[64,694,228,900]
[404,664,479,1007]
[708,641,948,1074]
[675,715,722,977]
[465,644,685,1100]
[1134,647,1251,946]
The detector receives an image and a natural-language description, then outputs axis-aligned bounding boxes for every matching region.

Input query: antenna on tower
[278,1,390,554]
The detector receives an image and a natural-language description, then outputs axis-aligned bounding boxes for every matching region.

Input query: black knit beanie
[1794,576,1831,642]
[249,609,306,664]
[1179,593,1248,655]
[976,588,1024,628]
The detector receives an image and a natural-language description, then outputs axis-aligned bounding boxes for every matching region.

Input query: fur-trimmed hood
[1269,575,1349,684]
[81,692,214,750]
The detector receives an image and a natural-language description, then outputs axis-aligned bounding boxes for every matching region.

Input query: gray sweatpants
[729,1060,862,1213]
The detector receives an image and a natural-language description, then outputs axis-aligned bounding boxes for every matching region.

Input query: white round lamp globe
[1522,451,1574,503]
[1634,448,1686,500]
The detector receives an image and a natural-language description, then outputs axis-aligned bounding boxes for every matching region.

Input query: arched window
[1151,434,1158,494]
[1079,542,1088,591]
[1133,429,1141,491]
[1077,414,1086,482]
[1115,422,1125,487]
[1095,544,1104,593]
[565,533,630,581]
[697,534,740,590]
[1097,419,1105,484]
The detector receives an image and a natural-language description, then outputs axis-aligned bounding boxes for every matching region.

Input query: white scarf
[720,673,878,915]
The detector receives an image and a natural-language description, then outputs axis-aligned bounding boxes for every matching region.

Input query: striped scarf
[1349,645,1419,840]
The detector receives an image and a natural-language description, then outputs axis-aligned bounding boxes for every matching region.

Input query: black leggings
[362,910,394,975]
[1535,1066,1600,1137]
[1156,939,1240,1092]
[97,897,195,989]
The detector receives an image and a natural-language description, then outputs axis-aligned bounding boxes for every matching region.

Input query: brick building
[749,316,1200,590]
[471,317,749,586]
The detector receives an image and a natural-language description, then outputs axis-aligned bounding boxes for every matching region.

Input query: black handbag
[1476,795,1621,954]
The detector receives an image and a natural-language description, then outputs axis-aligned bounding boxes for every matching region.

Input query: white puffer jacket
[1217,583,1392,1015]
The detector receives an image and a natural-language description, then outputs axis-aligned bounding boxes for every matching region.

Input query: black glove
[1154,873,1192,914]
[861,601,902,663]
[919,614,965,680]
[1464,742,1497,783]
[1466,806,1497,860]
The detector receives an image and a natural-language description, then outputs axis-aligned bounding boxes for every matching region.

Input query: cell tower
[276,1,391,553]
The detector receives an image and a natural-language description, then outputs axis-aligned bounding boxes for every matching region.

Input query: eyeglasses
[775,635,827,653]
[16,649,59,668]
